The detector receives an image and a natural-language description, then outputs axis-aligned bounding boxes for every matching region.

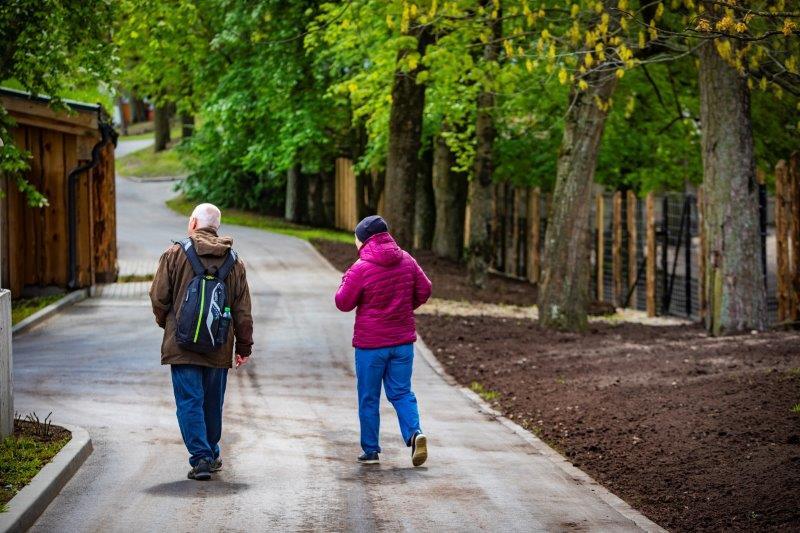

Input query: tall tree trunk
[383,28,433,249]
[415,142,435,250]
[539,76,618,331]
[181,114,194,139]
[307,172,325,226]
[432,136,467,261]
[285,164,305,223]
[153,104,171,152]
[466,0,501,287]
[698,40,766,334]
[322,168,335,227]
[358,169,385,218]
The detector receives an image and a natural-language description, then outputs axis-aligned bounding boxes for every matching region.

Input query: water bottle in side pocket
[216,306,232,346]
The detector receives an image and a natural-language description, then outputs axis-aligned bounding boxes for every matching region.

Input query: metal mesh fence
[490,185,778,325]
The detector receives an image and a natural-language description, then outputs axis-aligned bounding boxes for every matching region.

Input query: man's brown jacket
[149,227,253,368]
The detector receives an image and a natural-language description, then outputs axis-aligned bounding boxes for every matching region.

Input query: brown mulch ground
[417,315,800,532]
[312,238,539,306]
[312,238,800,531]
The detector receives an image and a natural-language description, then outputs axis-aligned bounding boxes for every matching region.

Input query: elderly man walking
[150,203,253,480]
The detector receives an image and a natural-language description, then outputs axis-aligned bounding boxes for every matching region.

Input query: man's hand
[235,354,249,368]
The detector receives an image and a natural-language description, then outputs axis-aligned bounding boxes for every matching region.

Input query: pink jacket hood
[359,232,403,267]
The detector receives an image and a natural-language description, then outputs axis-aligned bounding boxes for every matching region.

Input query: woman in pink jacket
[335,215,432,466]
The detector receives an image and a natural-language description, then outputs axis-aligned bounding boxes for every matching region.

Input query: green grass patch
[166,196,353,244]
[0,421,70,509]
[117,273,154,283]
[11,294,64,325]
[117,145,187,178]
[119,131,155,141]
[786,367,800,380]
[470,381,501,402]
[791,403,800,414]
[120,123,182,142]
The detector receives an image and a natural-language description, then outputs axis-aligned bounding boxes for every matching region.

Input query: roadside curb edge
[12,289,89,336]
[414,338,666,533]
[0,424,93,533]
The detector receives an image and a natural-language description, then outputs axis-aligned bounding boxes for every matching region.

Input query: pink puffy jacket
[335,232,432,349]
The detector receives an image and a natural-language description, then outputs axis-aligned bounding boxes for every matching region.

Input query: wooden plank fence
[329,152,800,324]
[775,152,800,322]
[334,157,358,232]
[2,89,117,296]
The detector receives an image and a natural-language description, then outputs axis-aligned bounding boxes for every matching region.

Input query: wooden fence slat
[698,187,707,322]
[8,128,26,296]
[790,152,800,321]
[646,192,656,317]
[92,141,117,282]
[26,127,43,286]
[506,185,518,276]
[0,170,6,290]
[41,130,67,285]
[627,190,637,306]
[612,191,622,307]
[776,161,788,321]
[526,187,540,283]
[596,192,604,302]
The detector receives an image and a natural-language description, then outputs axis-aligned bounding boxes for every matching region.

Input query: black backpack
[175,237,237,353]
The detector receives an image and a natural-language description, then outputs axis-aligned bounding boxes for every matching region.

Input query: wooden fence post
[612,191,623,307]
[0,290,11,438]
[507,186,519,276]
[526,187,541,283]
[626,190,637,306]
[776,160,789,322]
[791,152,800,321]
[698,187,707,322]
[596,192,604,302]
[646,192,656,317]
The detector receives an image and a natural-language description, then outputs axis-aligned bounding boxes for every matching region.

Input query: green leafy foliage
[116,0,798,208]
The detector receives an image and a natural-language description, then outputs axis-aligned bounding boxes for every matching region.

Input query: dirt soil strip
[417,314,800,532]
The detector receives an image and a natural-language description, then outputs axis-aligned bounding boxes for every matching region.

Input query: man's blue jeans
[355,343,421,454]
[171,364,228,467]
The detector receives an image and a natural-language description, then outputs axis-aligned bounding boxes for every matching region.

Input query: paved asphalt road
[12,145,659,531]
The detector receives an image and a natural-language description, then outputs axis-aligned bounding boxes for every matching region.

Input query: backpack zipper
[193,278,206,343]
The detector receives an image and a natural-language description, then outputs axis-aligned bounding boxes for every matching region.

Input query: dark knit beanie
[355,215,389,243]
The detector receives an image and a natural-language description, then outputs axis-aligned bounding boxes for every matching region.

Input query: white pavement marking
[12,175,662,531]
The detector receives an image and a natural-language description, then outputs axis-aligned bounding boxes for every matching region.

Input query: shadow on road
[144,480,251,497]
[339,465,430,486]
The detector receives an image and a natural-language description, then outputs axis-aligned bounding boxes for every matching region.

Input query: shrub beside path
[12,175,662,531]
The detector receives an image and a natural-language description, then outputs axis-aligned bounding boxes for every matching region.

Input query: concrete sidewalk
[12,176,661,531]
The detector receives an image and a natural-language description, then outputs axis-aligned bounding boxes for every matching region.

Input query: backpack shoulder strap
[178,237,207,276]
[216,249,238,281]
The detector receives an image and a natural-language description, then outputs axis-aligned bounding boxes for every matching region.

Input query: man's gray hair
[191,203,221,230]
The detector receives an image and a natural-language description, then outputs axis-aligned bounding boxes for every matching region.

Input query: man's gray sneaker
[187,459,212,480]
[210,458,223,472]
[358,451,379,464]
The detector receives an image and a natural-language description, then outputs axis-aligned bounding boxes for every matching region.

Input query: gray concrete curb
[0,424,92,533]
[414,338,667,533]
[12,290,88,336]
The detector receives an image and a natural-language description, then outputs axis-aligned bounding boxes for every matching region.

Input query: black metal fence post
[685,195,693,317]
[758,181,767,290]
[661,196,669,313]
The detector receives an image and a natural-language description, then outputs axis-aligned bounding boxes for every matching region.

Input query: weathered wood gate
[0,88,118,297]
